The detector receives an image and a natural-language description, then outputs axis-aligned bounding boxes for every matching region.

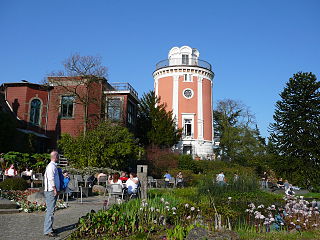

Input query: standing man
[43,151,60,237]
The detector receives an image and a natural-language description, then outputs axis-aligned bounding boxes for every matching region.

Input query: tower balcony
[155,58,212,71]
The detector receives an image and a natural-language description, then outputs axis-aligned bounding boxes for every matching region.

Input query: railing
[109,82,138,98]
[155,58,212,71]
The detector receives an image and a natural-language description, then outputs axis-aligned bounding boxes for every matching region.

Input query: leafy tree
[213,99,266,164]
[136,91,181,148]
[269,72,320,187]
[58,121,143,169]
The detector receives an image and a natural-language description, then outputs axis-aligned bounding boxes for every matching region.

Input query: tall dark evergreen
[269,72,320,187]
[136,91,181,148]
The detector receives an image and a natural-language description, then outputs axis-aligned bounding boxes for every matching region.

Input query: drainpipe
[45,88,51,134]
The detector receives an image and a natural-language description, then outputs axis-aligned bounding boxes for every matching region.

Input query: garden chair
[106,184,124,203]
[169,177,175,188]
[98,176,107,187]
[129,181,141,200]
[73,175,85,186]
[67,179,83,203]
[33,173,44,187]
[147,176,157,188]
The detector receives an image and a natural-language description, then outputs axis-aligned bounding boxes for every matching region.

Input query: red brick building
[0,77,139,151]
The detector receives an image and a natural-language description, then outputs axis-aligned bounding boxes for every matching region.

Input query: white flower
[139,208,143,211]
[300,196,304,199]
[186,216,191,219]
[153,220,157,224]
[271,205,275,208]
[185,203,189,208]
[260,215,265,219]
[191,207,195,211]
[173,212,176,215]
[165,202,169,205]
[172,207,177,211]
[156,209,160,212]
[150,207,155,211]
[270,218,275,222]
[228,197,232,200]
[280,222,284,225]
[160,198,164,202]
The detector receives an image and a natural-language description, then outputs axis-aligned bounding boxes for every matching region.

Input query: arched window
[30,99,41,125]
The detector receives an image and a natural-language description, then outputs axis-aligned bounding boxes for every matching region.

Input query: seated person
[176,172,183,188]
[62,170,71,192]
[119,172,129,183]
[21,167,33,181]
[277,178,284,188]
[97,172,107,184]
[126,172,139,195]
[284,180,290,190]
[164,171,171,188]
[285,184,295,196]
[5,164,17,178]
[108,172,123,186]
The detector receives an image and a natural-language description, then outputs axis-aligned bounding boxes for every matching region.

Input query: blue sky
[1,0,319,138]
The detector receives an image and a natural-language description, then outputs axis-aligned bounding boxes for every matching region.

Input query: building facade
[153,46,214,159]
[0,77,138,151]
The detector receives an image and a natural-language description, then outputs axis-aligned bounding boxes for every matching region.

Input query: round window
[183,88,193,99]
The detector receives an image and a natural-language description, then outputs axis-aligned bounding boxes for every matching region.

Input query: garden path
[0,195,107,240]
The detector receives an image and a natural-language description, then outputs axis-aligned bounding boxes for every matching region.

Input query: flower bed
[0,189,67,213]
[70,196,202,239]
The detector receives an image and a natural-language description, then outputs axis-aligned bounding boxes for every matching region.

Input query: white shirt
[126,177,139,191]
[7,168,15,176]
[44,161,60,191]
[108,179,123,187]
[216,173,225,182]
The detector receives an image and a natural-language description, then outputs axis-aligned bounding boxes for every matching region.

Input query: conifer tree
[269,72,320,187]
[137,91,181,148]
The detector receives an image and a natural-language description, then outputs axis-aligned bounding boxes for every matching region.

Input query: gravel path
[0,196,107,240]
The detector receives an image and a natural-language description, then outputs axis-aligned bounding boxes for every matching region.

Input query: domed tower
[153,46,214,159]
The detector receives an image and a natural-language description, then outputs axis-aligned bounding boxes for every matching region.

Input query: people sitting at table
[21,167,33,181]
[108,172,123,186]
[119,171,129,183]
[164,171,171,188]
[5,164,17,178]
[284,180,290,190]
[126,172,139,195]
[176,172,183,188]
[277,178,284,188]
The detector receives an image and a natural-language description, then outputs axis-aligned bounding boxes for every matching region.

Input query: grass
[238,229,320,240]
[300,192,320,199]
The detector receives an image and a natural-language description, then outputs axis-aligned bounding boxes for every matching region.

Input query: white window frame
[181,113,195,139]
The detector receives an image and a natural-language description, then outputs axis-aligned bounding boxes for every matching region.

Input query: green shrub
[0,177,28,191]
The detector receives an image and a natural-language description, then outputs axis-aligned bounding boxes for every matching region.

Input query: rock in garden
[92,185,105,194]
[186,227,239,240]
[186,227,209,240]
[27,191,46,205]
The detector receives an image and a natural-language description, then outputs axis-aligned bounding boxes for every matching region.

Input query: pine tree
[136,91,182,148]
[269,72,320,187]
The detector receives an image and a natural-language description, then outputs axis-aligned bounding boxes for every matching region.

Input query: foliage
[269,72,320,188]
[2,152,49,172]
[58,121,143,169]
[145,147,179,178]
[70,196,201,239]
[136,91,182,148]
[0,177,28,191]
[198,175,260,196]
[213,99,267,165]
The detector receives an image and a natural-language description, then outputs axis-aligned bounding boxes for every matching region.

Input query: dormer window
[182,54,189,65]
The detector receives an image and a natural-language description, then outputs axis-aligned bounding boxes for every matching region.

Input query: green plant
[0,177,28,191]
[166,224,194,240]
